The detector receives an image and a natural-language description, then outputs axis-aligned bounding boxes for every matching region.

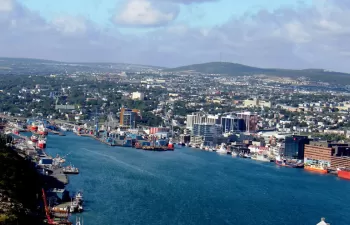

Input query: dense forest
[0,135,43,225]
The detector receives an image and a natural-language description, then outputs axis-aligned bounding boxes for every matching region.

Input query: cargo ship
[275,155,304,168]
[304,164,328,174]
[337,167,350,180]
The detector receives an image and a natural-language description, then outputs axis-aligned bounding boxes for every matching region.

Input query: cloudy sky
[1,0,350,71]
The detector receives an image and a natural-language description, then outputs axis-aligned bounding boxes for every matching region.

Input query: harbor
[1,116,349,224]
[38,132,348,225]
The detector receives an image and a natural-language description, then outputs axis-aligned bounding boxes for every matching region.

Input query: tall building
[236,112,258,133]
[221,115,246,133]
[120,108,140,129]
[186,114,220,130]
[192,123,222,145]
[305,141,350,168]
[284,135,310,159]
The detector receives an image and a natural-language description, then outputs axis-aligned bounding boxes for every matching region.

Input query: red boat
[167,142,174,151]
[37,139,46,149]
[337,168,350,180]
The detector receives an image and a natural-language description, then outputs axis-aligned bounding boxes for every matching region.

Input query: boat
[75,191,84,203]
[30,135,38,143]
[337,167,350,180]
[37,124,48,135]
[252,154,270,162]
[63,165,79,174]
[275,155,304,168]
[217,143,227,155]
[304,164,328,174]
[243,153,252,159]
[167,142,174,151]
[30,122,38,131]
[37,138,46,149]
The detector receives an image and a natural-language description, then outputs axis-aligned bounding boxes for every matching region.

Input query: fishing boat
[337,167,350,180]
[304,164,328,174]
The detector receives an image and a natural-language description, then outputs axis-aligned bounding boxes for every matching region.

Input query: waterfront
[46,133,350,225]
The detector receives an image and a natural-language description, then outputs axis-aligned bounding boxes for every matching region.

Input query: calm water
[44,133,350,225]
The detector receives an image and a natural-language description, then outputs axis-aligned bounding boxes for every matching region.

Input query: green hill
[165,62,350,84]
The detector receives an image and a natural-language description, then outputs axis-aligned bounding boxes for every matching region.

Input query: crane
[42,188,72,225]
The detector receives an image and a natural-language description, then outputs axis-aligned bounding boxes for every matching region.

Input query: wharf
[77,133,116,146]
[51,167,69,185]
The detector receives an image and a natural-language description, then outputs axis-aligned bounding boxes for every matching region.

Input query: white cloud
[52,16,87,34]
[0,0,13,12]
[115,0,176,26]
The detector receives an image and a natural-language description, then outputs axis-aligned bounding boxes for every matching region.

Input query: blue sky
[1,0,350,71]
[19,0,312,28]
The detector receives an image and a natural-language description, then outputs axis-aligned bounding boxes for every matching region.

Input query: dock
[76,133,116,146]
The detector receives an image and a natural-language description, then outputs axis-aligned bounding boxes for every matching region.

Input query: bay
[45,133,350,225]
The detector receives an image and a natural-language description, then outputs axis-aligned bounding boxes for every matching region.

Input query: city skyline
[1,0,350,72]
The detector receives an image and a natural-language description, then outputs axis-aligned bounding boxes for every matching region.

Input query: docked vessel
[217,143,227,155]
[167,141,174,151]
[337,167,350,180]
[275,155,304,168]
[30,135,38,143]
[252,154,270,162]
[63,165,79,174]
[304,164,328,174]
[37,124,48,135]
[37,138,46,149]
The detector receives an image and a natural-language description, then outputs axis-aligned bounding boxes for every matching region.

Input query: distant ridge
[164,62,350,84]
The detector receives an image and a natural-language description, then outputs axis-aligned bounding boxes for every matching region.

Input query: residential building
[131,92,145,100]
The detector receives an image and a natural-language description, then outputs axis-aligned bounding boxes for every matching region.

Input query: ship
[337,167,350,180]
[304,164,328,174]
[37,124,48,135]
[275,155,304,168]
[63,165,79,174]
[167,141,174,151]
[252,154,270,162]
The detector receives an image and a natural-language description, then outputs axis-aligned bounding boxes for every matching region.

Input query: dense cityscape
[2,57,350,224]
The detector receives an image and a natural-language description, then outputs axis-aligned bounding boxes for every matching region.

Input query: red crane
[41,188,72,225]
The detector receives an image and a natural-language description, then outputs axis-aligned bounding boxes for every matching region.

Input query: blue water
[45,133,350,225]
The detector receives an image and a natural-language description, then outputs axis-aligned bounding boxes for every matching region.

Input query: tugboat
[167,141,174,151]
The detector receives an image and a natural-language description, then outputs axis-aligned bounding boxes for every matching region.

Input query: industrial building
[304,141,350,169]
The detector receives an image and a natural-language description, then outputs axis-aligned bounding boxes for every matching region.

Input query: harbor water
[46,133,350,225]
